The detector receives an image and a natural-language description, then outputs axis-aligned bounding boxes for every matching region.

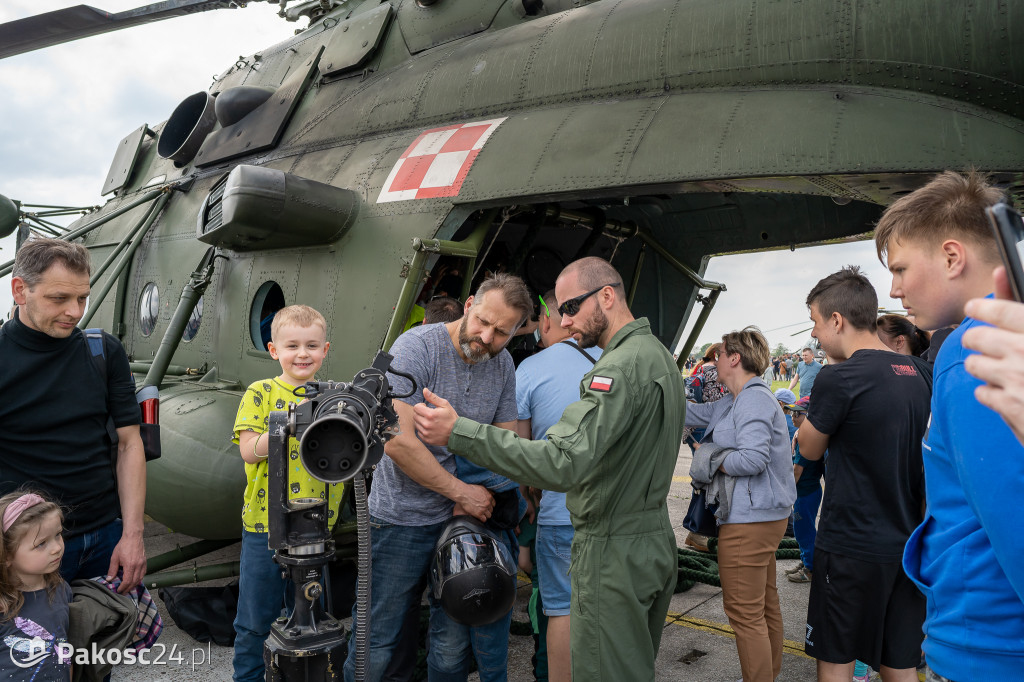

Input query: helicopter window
[139,283,159,337]
[182,296,203,342]
[250,282,286,350]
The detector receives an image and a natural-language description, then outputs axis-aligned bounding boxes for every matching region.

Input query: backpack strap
[85,329,120,462]
[560,340,597,365]
[84,328,108,396]
[85,329,160,463]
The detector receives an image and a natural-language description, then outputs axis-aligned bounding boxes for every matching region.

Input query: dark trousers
[60,518,122,582]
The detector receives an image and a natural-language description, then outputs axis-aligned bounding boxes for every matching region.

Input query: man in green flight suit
[414,257,685,681]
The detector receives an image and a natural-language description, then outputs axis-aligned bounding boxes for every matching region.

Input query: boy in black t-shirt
[796,267,931,682]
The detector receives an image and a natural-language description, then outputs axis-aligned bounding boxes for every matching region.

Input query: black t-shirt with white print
[0,583,73,681]
[807,349,931,563]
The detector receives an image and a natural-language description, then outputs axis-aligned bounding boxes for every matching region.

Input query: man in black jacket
[0,238,146,593]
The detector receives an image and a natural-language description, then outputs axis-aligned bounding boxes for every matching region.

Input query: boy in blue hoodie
[875,170,1024,682]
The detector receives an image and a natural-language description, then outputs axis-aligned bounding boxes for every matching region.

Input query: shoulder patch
[589,375,614,392]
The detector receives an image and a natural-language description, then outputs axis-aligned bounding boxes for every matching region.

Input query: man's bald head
[554,257,633,349]
[558,257,623,293]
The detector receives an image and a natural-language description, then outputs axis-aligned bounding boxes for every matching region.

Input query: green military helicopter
[1,0,1022,577]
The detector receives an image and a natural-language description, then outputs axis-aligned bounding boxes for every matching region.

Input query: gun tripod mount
[263,351,405,682]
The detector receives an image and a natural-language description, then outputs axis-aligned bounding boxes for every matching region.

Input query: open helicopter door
[381,201,727,366]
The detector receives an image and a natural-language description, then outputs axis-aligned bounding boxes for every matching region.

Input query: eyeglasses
[557,283,621,317]
[538,295,550,317]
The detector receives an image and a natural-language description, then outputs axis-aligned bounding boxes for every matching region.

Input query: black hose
[388,367,417,399]
[353,473,371,681]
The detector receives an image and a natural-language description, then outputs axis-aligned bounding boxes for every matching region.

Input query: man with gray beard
[344,273,533,682]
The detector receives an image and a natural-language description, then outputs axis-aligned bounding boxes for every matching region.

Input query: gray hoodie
[684,377,797,524]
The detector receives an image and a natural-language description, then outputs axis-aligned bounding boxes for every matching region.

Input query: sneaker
[787,566,812,583]
[852,674,870,682]
[784,562,805,575]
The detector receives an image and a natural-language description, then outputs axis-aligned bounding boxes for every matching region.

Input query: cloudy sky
[0,0,296,310]
[0,1,904,352]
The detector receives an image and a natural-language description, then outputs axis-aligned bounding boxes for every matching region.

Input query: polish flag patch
[589,376,614,392]
[376,118,507,203]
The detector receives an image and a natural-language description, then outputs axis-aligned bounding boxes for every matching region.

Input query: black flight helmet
[430,515,517,627]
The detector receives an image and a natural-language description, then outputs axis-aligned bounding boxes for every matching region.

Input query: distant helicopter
[0,0,1021,587]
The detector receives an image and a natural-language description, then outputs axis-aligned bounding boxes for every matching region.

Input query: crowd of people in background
[679,170,1024,682]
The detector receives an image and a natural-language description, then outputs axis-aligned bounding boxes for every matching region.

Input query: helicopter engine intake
[157,91,217,166]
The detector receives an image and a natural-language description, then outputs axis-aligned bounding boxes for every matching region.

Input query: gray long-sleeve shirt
[684,377,796,524]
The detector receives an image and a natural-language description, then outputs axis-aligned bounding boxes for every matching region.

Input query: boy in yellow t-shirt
[230,304,343,682]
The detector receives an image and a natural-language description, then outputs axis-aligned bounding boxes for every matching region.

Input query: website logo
[8,636,51,668]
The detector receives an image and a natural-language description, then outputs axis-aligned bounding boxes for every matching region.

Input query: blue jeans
[428,590,513,682]
[233,531,289,682]
[60,518,122,582]
[535,524,573,617]
[343,516,512,682]
[792,488,822,571]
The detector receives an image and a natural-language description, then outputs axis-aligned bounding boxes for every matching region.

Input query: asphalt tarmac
[117,443,835,681]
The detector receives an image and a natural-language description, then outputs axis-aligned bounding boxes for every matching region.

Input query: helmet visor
[432,533,514,597]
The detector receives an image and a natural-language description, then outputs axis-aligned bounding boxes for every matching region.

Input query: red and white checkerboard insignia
[376,118,507,203]
[589,376,613,393]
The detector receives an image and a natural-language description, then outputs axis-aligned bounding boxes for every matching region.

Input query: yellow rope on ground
[664,612,928,680]
[664,611,811,660]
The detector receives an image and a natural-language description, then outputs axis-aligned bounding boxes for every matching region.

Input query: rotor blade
[0,1,241,60]
[763,320,814,333]
[789,326,813,337]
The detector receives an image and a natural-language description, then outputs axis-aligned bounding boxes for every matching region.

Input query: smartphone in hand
[985,203,1024,303]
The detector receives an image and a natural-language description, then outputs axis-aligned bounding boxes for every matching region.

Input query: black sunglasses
[557,282,621,317]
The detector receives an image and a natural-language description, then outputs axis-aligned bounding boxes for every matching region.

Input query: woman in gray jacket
[684,327,798,682]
